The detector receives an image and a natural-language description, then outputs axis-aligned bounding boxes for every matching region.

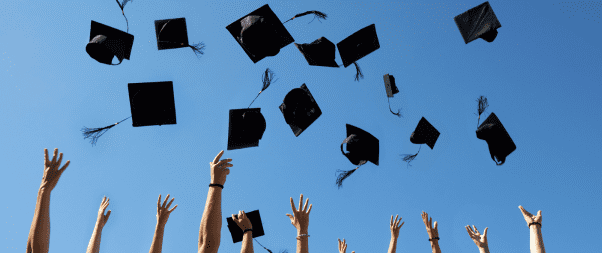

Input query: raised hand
[465,225,488,248]
[157,194,177,226]
[338,238,355,253]
[97,196,112,229]
[519,205,542,227]
[40,148,70,192]
[210,150,233,185]
[421,211,439,239]
[390,214,405,239]
[285,194,312,232]
[232,210,253,231]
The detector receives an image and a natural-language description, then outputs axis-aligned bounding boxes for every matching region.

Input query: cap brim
[90,20,134,60]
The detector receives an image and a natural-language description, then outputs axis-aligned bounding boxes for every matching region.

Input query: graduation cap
[336,124,379,189]
[454,1,502,44]
[294,37,339,67]
[476,112,516,165]
[155,17,205,58]
[226,4,327,63]
[402,117,440,166]
[383,74,401,117]
[81,81,176,146]
[279,84,322,137]
[86,21,134,65]
[337,24,380,81]
[226,210,283,253]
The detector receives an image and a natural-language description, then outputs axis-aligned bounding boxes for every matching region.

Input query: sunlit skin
[26,148,70,253]
[519,206,545,253]
[148,194,178,253]
[338,238,354,253]
[388,215,405,253]
[421,211,441,253]
[231,210,254,253]
[198,150,233,253]
[286,194,312,253]
[87,196,111,253]
[465,225,490,253]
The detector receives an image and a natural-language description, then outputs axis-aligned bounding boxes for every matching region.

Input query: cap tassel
[388,96,402,117]
[115,0,132,33]
[401,145,422,168]
[335,160,367,189]
[189,42,206,58]
[283,10,327,24]
[253,238,276,253]
[81,116,131,146]
[475,95,489,127]
[249,68,277,108]
[353,62,364,81]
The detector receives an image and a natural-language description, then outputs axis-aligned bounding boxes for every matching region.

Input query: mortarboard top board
[227,108,266,150]
[154,18,190,50]
[384,74,401,117]
[294,37,339,67]
[86,20,134,65]
[410,117,440,149]
[279,84,322,137]
[128,81,177,127]
[341,124,379,166]
[226,4,295,63]
[337,24,380,68]
[226,210,265,243]
[453,1,502,44]
[476,112,516,165]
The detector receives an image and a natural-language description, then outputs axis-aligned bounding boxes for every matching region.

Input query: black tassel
[401,145,421,168]
[335,168,357,189]
[388,96,401,117]
[81,116,131,146]
[279,250,289,253]
[475,96,488,127]
[283,10,328,24]
[189,42,206,58]
[249,68,277,108]
[253,238,274,253]
[115,0,131,33]
[353,62,364,81]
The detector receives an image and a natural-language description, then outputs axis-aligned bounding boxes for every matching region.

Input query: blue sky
[1,0,601,252]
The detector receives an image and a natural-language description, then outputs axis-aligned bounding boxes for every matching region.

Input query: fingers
[52,149,58,164]
[483,227,488,238]
[162,194,170,208]
[473,225,479,234]
[166,197,175,210]
[302,197,309,212]
[537,210,542,217]
[44,148,49,165]
[59,161,70,174]
[57,153,63,167]
[307,204,312,216]
[213,150,224,164]
[390,215,394,226]
[299,194,303,211]
[169,204,177,212]
[434,221,438,230]
[105,210,111,222]
[286,213,293,220]
[518,205,532,217]
[290,197,297,212]
[232,214,237,221]
[224,168,230,176]
[399,221,405,228]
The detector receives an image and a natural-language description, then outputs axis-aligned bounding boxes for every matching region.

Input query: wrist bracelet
[429,237,440,241]
[528,222,541,228]
[296,234,310,240]
[209,184,224,189]
[243,228,253,234]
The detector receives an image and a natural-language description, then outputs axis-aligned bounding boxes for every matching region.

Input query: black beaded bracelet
[529,222,541,228]
[429,237,440,241]
[209,184,224,189]
[243,228,253,234]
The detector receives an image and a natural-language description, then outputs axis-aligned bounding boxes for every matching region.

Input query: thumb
[105,210,111,222]
[483,227,488,238]
[537,210,542,216]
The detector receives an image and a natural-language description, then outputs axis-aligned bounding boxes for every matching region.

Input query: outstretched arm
[232,210,254,253]
[198,150,233,253]
[286,194,312,253]
[388,215,404,253]
[149,194,178,253]
[465,225,489,253]
[518,206,545,253]
[26,148,70,253]
[421,211,441,253]
[87,196,111,253]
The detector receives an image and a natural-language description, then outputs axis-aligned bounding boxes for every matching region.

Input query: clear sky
[1,0,601,252]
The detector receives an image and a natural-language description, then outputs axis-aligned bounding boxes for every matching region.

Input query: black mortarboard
[384,74,401,117]
[476,112,516,165]
[226,4,294,63]
[81,81,176,146]
[294,37,339,67]
[337,24,380,81]
[402,117,440,166]
[86,20,134,65]
[454,1,502,44]
[336,124,379,188]
[227,108,266,150]
[154,17,205,58]
[279,84,322,137]
[226,210,266,243]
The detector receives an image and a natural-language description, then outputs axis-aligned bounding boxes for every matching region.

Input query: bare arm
[430,239,441,253]
[388,215,404,253]
[87,197,111,253]
[240,229,254,253]
[296,228,309,253]
[149,194,177,253]
[518,206,545,253]
[421,211,441,253]
[232,210,254,253]
[286,194,312,253]
[26,148,70,253]
[466,225,489,253]
[199,151,233,253]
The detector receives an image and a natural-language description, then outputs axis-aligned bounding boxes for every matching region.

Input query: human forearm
[387,236,398,253]
[198,187,222,253]
[240,231,254,253]
[529,226,545,253]
[86,225,103,253]
[478,246,490,253]
[296,228,309,253]
[430,240,441,253]
[26,188,51,253]
[149,223,166,253]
